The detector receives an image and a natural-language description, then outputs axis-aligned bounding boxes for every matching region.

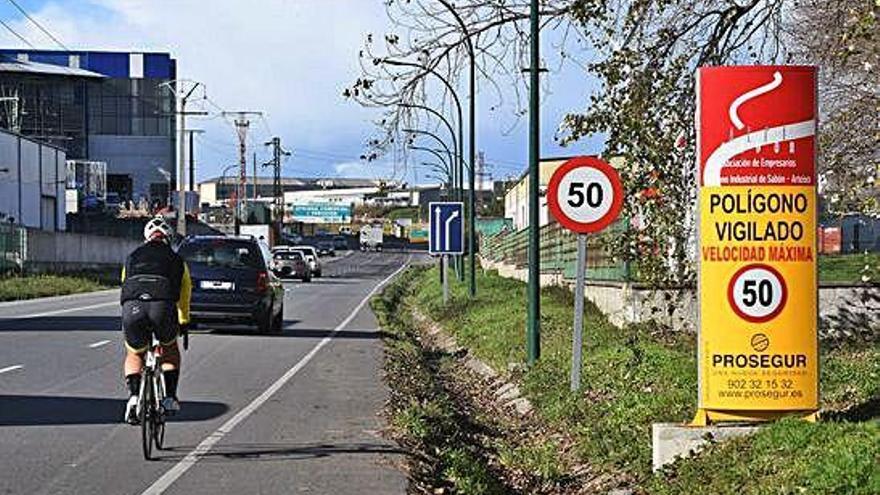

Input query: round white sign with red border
[547,156,623,234]
[727,263,788,323]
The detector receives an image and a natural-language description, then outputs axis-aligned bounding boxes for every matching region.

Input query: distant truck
[359,224,383,252]
[240,224,275,248]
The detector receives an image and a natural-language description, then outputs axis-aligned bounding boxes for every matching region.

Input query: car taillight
[256,271,269,293]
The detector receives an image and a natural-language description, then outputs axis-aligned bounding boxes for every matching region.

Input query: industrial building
[0,49,177,205]
[0,128,66,231]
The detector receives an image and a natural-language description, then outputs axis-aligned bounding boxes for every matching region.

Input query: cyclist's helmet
[143,216,173,242]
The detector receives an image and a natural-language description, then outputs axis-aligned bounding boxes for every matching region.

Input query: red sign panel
[698,66,817,187]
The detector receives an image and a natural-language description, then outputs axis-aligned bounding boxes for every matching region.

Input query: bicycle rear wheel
[141,371,154,460]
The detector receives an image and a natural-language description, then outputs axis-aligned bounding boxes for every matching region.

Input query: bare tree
[344,0,582,181]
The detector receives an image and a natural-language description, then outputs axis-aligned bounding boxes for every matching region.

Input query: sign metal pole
[442,254,449,303]
[570,233,587,391]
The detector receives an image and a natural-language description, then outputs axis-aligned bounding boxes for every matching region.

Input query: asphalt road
[0,250,413,495]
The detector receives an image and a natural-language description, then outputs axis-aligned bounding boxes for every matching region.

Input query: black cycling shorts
[121,300,178,353]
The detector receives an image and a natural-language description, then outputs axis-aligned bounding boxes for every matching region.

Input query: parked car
[332,235,348,250]
[289,245,321,277]
[179,236,285,334]
[316,240,336,257]
[272,249,311,282]
[280,232,304,245]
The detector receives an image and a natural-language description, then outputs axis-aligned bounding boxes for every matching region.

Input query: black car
[316,240,336,257]
[179,236,285,334]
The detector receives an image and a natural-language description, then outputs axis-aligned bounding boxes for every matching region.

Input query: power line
[0,18,34,48]
[5,0,68,50]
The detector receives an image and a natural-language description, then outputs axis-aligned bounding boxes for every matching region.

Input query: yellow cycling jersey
[121,262,192,325]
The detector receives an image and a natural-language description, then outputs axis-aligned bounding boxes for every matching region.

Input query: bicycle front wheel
[154,416,165,450]
[141,372,154,460]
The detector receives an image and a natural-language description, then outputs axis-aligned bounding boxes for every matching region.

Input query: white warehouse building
[0,128,67,231]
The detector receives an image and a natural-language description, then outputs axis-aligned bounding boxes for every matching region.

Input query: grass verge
[818,253,880,284]
[372,268,510,494]
[0,274,113,301]
[394,263,879,493]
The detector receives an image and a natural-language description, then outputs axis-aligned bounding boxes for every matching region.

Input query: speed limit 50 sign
[547,156,622,234]
[547,156,623,392]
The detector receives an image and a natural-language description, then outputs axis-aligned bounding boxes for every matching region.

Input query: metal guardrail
[480,220,633,282]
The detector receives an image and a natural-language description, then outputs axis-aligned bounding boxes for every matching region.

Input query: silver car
[288,245,322,277]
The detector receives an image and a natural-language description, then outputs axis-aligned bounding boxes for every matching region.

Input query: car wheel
[257,307,274,335]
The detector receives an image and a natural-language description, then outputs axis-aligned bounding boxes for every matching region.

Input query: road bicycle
[138,335,167,460]
[138,327,188,461]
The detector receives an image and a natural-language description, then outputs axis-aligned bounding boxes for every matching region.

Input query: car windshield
[180,240,265,270]
[274,251,302,261]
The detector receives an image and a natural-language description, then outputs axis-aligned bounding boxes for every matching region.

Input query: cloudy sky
[0,0,603,185]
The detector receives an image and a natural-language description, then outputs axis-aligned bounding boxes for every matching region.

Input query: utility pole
[264,137,290,239]
[184,129,204,192]
[252,152,257,201]
[161,80,207,237]
[527,0,541,363]
[221,111,262,234]
[477,151,486,214]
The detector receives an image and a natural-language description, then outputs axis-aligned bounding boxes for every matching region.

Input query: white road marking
[4,301,117,320]
[141,256,411,495]
[0,365,23,375]
[88,340,112,349]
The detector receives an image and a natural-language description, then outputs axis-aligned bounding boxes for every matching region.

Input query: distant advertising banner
[696,66,818,423]
[290,203,352,224]
[409,227,429,244]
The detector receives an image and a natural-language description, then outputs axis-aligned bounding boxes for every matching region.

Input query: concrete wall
[0,130,66,231]
[26,228,139,272]
[481,257,879,340]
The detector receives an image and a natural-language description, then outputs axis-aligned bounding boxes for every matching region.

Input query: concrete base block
[652,423,760,471]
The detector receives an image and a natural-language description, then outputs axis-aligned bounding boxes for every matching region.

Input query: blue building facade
[0,50,177,204]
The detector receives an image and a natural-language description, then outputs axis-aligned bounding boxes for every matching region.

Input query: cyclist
[121,216,192,424]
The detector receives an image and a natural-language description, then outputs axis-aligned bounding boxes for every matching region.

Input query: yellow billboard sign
[698,187,817,419]
[695,66,818,424]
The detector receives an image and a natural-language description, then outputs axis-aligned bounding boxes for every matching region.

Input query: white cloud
[7,0,393,179]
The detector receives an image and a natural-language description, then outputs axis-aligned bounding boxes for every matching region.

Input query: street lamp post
[410,146,453,188]
[379,58,465,208]
[404,129,455,179]
[437,0,477,298]
[399,103,459,200]
[527,0,541,363]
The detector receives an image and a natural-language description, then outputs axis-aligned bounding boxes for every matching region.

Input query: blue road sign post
[429,202,464,255]
[429,202,464,303]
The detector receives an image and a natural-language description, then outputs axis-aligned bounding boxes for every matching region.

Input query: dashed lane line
[88,340,112,349]
[0,364,23,375]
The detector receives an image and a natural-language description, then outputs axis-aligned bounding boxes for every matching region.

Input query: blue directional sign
[429,202,464,255]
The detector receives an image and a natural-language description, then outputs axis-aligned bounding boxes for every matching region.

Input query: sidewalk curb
[411,308,533,416]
